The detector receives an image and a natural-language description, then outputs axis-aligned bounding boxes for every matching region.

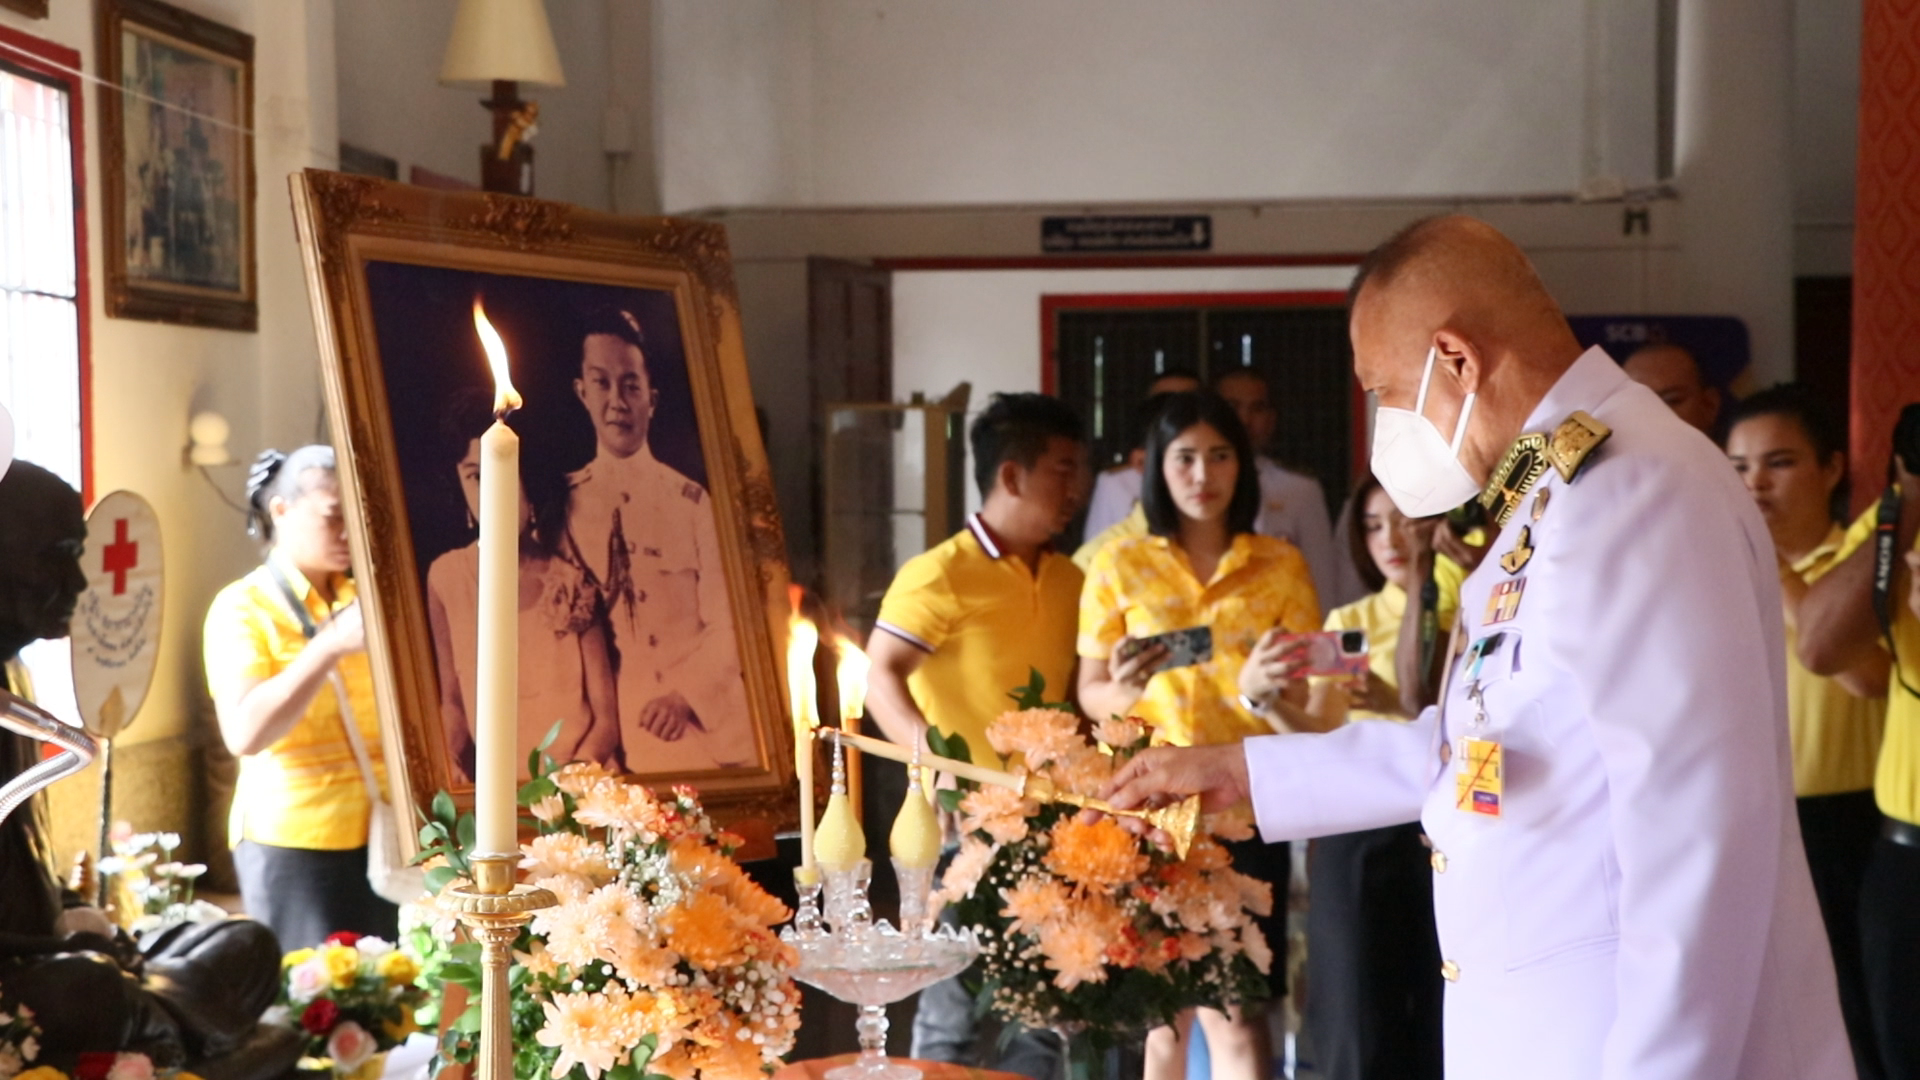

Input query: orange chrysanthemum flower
[1037,919,1108,989]
[985,708,1082,767]
[999,875,1069,934]
[660,890,750,969]
[960,785,1037,845]
[1044,817,1148,892]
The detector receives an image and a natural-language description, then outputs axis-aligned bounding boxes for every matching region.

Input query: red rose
[76,1053,116,1080]
[300,998,341,1035]
[324,931,363,947]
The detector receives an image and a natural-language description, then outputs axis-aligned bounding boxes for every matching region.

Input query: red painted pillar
[1853,0,1920,509]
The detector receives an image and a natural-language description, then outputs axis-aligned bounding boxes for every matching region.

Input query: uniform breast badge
[1546,410,1612,482]
[1454,634,1506,818]
[1484,578,1525,624]
[1531,486,1551,521]
[1480,434,1549,526]
[1499,525,1534,575]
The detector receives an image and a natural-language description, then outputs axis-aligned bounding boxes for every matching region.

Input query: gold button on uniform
[1439,741,1453,766]
[1441,960,1461,982]
[1431,850,1448,873]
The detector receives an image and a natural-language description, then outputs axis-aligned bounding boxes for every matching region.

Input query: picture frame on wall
[98,0,256,330]
[287,169,798,854]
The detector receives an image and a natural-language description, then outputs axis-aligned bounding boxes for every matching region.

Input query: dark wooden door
[805,259,893,588]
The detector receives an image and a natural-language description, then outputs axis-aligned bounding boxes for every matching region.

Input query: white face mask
[1369,346,1480,517]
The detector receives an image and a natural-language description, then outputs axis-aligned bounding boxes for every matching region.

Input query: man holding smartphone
[1104,215,1847,1080]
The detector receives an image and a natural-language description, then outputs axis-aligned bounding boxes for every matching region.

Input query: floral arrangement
[0,1001,203,1080]
[928,680,1272,1071]
[409,731,800,1080]
[273,932,425,1076]
[94,827,223,935]
[0,1004,41,1080]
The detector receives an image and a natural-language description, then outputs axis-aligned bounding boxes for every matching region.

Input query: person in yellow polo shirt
[1078,391,1320,1080]
[1798,405,1920,1080]
[203,446,392,951]
[866,392,1087,1080]
[1725,387,1887,1079]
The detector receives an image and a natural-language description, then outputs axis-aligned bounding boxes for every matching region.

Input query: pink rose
[105,1054,153,1080]
[287,956,331,1004]
[326,1021,376,1074]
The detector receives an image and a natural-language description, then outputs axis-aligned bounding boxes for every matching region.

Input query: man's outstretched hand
[1104,743,1252,815]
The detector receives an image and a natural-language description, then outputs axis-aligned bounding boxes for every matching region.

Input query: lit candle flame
[787,589,819,732]
[835,637,870,724]
[472,299,522,417]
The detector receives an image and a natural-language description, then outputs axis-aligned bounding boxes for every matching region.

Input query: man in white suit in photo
[1107,215,1850,1079]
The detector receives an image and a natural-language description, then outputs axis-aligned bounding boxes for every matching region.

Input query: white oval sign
[71,491,164,739]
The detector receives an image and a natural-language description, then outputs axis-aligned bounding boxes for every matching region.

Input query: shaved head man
[1624,343,1721,436]
[1106,216,1848,1079]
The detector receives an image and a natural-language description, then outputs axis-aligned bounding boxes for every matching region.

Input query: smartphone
[1119,626,1214,670]
[1275,629,1370,677]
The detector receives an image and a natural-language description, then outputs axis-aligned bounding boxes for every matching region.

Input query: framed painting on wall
[287,170,798,854]
[98,0,255,330]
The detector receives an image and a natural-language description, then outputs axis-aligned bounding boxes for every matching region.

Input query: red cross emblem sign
[72,491,164,739]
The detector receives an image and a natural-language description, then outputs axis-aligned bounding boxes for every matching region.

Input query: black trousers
[232,840,397,952]
[1304,823,1443,1080]
[1798,790,1884,1080]
[1861,830,1920,1080]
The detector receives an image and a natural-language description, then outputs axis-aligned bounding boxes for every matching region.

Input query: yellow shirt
[1783,523,1886,797]
[203,554,385,850]
[1079,531,1320,746]
[875,515,1084,770]
[1834,503,1920,823]
[1319,576,1461,723]
[1073,503,1147,571]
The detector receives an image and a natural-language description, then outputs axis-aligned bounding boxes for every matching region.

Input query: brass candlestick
[441,853,556,1080]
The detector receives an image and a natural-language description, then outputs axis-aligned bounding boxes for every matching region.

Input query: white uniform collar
[594,442,661,482]
[1519,346,1626,434]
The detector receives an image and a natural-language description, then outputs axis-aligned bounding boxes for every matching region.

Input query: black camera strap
[1870,486,1920,699]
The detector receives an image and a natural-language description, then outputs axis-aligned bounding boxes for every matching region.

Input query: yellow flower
[1044,818,1147,892]
[375,950,420,985]
[533,894,613,972]
[384,1013,420,1041]
[281,947,315,970]
[552,761,617,798]
[959,786,1036,845]
[985,708,1082,767]
[520,833,614,885]
[323,943,362,989]
[18,1068,67,1080]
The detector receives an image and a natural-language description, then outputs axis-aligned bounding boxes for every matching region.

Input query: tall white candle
[472,300,522,859]
[787,607,819,876]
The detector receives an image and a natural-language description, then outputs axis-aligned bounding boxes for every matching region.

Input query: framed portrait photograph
[289,170,796,853]
[98,0,256,330]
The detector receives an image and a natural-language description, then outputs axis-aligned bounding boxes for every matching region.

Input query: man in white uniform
[1107,216,1849,1079]
[566,311,753,772]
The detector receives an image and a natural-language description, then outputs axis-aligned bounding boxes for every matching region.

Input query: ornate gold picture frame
[289,170,796,855]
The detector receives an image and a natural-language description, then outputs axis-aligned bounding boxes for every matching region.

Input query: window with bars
[1,57,84,492]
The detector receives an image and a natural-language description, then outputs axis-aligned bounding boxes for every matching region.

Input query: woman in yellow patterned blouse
[203,446,392,950]
[1077,390,1320,1080]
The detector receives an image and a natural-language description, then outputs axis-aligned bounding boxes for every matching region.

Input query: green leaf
[424,865,458,894]
[1007,668,1049,710]
[518,776,558,804]
[456,812,476,855]
[537,718,563,753]
[453,1002,482,1033]
[944,733,974,766]
[936,787,966,814]
[418,821,446,850]
[440,961,480,986]
[432,790,457,827]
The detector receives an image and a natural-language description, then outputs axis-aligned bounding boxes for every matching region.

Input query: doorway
[1044,291,1358,516]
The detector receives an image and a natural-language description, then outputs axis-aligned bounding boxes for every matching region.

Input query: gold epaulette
[1546,411,1611,483]
[1479,410,1612,525]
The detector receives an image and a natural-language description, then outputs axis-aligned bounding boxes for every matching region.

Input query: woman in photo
[1076,391,1321,1080]
[426,388,620,783]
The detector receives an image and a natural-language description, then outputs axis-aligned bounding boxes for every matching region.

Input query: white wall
[0,0,340,867]
[333,0,659,214]
[657,0,1662,212]
[1793,0,1862,275]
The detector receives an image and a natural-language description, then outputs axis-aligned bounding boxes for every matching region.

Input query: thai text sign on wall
[1041,215,1212,253]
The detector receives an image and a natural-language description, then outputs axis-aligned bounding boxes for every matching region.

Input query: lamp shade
[439,0,566,87]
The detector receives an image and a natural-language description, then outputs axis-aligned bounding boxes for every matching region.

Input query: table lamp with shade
[439,0,566,196]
